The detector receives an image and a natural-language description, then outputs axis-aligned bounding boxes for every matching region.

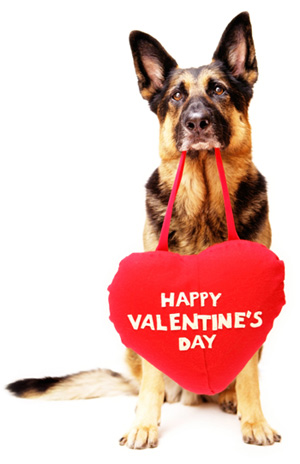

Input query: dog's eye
[172,91,183,101]
[214,85,224,96]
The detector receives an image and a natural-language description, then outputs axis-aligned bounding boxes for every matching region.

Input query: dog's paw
[119,425,159,449]
[218,389,237,414]
[241,419,281,446]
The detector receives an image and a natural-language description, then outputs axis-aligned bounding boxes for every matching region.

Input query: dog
[7,11,281,449]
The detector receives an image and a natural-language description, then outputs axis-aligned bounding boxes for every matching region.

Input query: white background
[1,0,299,462]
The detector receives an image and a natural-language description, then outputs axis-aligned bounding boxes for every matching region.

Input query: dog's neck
[158,147,253,222]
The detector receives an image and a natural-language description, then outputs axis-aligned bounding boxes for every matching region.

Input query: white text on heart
[161,291,222,308]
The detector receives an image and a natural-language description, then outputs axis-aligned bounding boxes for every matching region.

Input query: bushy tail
[6,368,139,401]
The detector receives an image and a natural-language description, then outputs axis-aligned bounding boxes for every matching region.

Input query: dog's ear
[213,12,258,86]
[129,31,178,101]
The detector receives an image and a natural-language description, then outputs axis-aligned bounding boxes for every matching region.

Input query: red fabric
[108,241,285,394]
[214,148,240,241]
[108,149,285,394]
[156,151,187,251]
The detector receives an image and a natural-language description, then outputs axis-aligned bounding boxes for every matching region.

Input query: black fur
[7,376,65,397]
[145,169,170,238]
[234,172,269,240]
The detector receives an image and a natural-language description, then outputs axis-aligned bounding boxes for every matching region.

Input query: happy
[161,291,222,308]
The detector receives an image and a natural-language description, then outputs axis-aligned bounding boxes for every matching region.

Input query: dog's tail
[6,368,139,401]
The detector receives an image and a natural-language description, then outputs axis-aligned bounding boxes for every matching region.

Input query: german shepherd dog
[7,12,281,449]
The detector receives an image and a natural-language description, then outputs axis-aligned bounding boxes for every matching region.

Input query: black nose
[185,113,211,132]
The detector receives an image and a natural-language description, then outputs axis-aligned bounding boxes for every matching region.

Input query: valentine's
[127,311,263,332]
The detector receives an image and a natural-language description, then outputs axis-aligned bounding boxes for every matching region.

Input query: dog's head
[130,12,258,159]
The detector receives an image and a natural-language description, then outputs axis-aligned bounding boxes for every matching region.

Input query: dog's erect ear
[213,12,258,86]
[129,31,178,101]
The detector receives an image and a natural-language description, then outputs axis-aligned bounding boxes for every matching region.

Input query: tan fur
[236,353,281,444]
[120,360,164,448]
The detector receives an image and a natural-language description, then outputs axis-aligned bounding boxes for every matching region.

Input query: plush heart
[108,240,285,395]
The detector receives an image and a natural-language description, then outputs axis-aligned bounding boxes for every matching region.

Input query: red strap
[156,151,187,251]
[214,148,240,241]
[156,148,239,252]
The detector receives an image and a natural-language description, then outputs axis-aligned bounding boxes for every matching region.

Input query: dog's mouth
[177,129,222,154]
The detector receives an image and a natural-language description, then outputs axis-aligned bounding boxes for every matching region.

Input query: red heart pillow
[108,241,285,394]
[108,149,285,394]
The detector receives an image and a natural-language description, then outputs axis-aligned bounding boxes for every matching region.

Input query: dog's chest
[170,188,227,254]
[145,161,227,254]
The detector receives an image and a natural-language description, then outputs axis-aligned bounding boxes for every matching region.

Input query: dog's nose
[185,113,211,132]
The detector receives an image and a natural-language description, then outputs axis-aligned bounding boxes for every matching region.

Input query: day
[179,334,217,350]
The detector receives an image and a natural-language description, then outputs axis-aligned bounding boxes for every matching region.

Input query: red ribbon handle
[156,151,187,251]
[214,147,240,241]
[156,148,239,252]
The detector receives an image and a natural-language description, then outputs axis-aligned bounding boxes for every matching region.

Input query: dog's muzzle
[177,100,221,152]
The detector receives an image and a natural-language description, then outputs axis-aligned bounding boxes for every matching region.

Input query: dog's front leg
[120,359,164,449]
[236,351,281,445]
